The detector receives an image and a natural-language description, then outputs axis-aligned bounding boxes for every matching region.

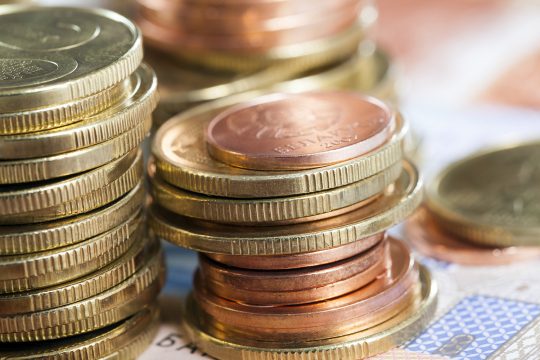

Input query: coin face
[206,92,395,170]
[0,7,141,111]
[427,142,540,244]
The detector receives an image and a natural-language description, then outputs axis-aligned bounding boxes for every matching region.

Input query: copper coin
[405,208,540,265]
[137,0,360,35]
[206,92,396,170]
[138,8,357,54]
[206,232,385,270]
[193,238,419,341]
[199,239,388,305]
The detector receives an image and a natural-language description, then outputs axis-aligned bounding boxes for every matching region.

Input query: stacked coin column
[150,92,438,359]
[0,7,164,358]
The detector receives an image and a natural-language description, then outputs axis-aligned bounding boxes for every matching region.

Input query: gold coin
[149,161,422,255]
[0,242,164,342]
[0,77,131,136]
[182,265,436,360]
[0,232,155,315]
[0,181,144,255]
[153,101,407,198]
[0,112,151,184]
[0,211,143,293]
[0,306,159,359]
[142,21,363,73]
[0,149,142,224]
[427,141,540,246]
[151,159,402,225]
[0,6,142,113]
[0,64,157,159]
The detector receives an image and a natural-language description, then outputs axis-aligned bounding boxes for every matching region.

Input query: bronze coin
[199,239,388,305]
[206,92,396,170]
[206,232,385,269]
[405,208,540,265]
[193,238,419,341]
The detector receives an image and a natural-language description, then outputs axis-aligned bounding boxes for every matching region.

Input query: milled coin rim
[151,159,403,224]
[426,140,540,246]
[0,231,156,315]
[0,181,144,255]
[0,306,160,359]
[0,244,165,342]
[150,161,423,255]
[182,265,437,360]
[0,111,151,184]
[0,211,144,293]
[153,101,407,198]
[0,6,143,109]
[0,64,158,159]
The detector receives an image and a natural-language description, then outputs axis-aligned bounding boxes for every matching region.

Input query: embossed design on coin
[0,11,100,51]
[0,56,77,88]
[206,92,395,170]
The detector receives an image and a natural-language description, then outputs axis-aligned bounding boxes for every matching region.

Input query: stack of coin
[406,142,540,266]
[0,6,164,358]
[149,91,438,359]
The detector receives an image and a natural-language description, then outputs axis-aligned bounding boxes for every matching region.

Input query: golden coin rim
[150,161,423,255]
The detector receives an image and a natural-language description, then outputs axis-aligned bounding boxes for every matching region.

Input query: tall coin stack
[149,92,438,359]
[406,142,540,266]
[0,6,164,358]
[133,0,392,127]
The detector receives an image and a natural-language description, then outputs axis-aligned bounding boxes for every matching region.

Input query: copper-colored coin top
[206,92,395,170]
[406,208,540,266]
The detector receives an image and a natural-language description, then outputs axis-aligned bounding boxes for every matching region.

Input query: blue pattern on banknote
[162,241,197,295]
[406,295,540,359]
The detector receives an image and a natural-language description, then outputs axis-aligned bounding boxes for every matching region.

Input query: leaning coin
[153,100,407,198]
[0,64,157,159]
[0,181,144,255]
[150,161,422,255]
[0,306,159,359]
[0,232,155,315]
[0,211,143,293]
[0,149,142,224]
[0,243,164,342]
[427,141,540,246]
[150,159,402,225]
[0,113,151,184]
[0,6,142,114]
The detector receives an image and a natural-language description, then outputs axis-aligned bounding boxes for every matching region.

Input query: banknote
[140,105,540,360]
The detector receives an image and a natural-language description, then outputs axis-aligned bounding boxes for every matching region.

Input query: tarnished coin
[0,243,164,342]
[0,150,142,224]
[0,64,157,159]
[150,159,401,225]
[0,6,142,114]
[199,239,388,306]
[0,211,143,293]
[405,208,540,266]
[0,181,144,255]
[427,141,540,246]
[149,161,422,255]
[0,111,151,184]
[206,92,396,171]
[0,232,155,315]
[0,306,159,359]
[153,99,407,198]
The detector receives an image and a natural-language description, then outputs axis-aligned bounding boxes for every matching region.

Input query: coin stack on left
[0,6,164,359]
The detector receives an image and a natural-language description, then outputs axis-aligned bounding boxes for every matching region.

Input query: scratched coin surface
[427,141,540,246]
[0,6,142,113]
[206,92,395,170]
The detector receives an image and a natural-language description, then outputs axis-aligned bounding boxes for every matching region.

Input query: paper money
[140,105,540,360]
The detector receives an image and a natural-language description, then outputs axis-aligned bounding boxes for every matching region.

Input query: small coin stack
[134,0,393,128]
[0,6,164,358]
[149,91,438,359]
[406,142,540,266]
